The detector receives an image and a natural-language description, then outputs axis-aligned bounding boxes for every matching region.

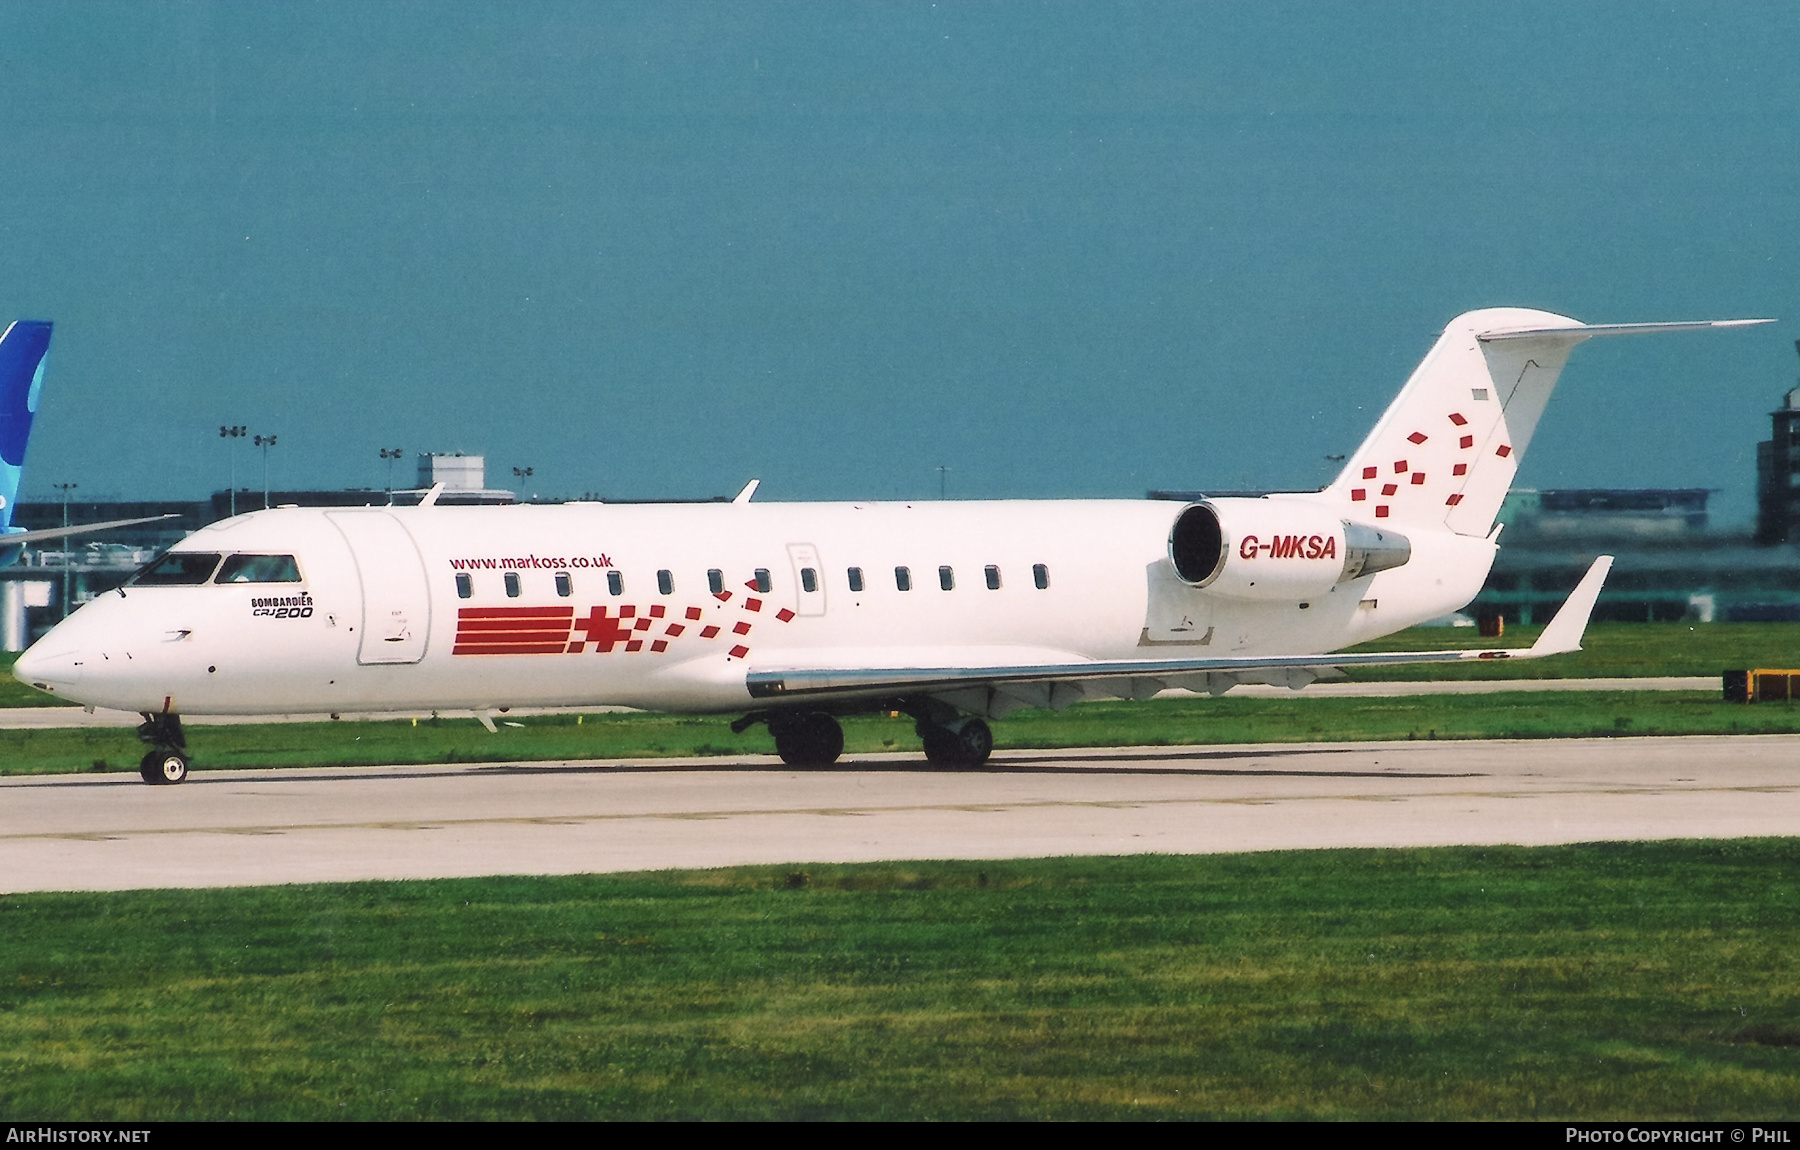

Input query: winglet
[1526,555,1614,657]
[733,479,760,504]
[418,482,446,508]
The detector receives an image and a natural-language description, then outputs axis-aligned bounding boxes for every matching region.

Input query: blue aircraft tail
[0,320,52,534]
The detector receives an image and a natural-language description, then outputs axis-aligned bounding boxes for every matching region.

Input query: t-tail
[1323,307,1771,538]
[0,320,52,544]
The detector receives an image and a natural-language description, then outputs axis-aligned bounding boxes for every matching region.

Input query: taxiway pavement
[3,733,1793,893]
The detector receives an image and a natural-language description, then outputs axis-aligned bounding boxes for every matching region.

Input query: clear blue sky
[2,1,1795,523]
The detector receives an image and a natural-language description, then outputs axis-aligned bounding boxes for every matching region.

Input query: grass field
[3,843,1797,1120]
[3,690,1800,778]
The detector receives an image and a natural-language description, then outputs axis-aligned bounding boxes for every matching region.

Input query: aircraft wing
[2,514,183,547]
[747,556,1613,709]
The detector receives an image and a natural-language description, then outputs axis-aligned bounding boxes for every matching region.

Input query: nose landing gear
[136,713,190,785]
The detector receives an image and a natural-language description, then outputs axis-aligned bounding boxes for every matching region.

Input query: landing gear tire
[139,749,189,785]
[922,719,992,768]
[772,712,844,767]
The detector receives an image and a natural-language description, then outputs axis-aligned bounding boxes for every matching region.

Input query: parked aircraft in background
[0,320,176,567]
[12,307,1770,784]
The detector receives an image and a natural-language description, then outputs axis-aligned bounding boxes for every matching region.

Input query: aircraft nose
[12,643,85,693]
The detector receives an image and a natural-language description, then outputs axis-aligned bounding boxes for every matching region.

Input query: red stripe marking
[1376,506,1390,518]
[456,617,575,632]
[1362,466,1377,479]
[648,604,666,618]
[732,621,751,635]
[700,625,720,639]
[634,617,653,631]
[685,606,703,620]
[744,579,759,590]
[1407,431,1427,444]
[620,605,635,618]
[453,643,567,655]
[1496,444,1512,457]
[1351,489,1366,501]
[459,607,574,619]
[1449,412,1468,426]
[1411,472,1426,485]
[1460,435,1474,449]
[729,644,749,659]
[776,608,795,622]
[744,597,763,612]
[625,639,643,652]
[1393,460,1408,473]
[665,623,685,637]
[1446,494,1464,506]
[1382,484,1397,496]
[713,591,732,602]
[1453,463,1468,476]
[650,639,668,653]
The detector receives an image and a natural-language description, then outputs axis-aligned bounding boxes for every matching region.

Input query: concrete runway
[3,734,1795,893]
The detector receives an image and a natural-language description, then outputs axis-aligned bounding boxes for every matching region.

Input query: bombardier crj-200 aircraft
[13,307,1770,784]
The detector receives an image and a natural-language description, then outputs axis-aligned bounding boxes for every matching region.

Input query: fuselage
[13,496,1494,716]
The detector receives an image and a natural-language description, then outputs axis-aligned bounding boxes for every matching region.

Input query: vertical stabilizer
[1323,309,1769,538]
[0,320,53,533]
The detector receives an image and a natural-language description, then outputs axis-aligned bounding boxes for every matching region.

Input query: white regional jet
[12,307,1769,784]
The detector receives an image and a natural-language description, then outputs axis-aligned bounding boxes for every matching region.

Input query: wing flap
[746,556,1614,705]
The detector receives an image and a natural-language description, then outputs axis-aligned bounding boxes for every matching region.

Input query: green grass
[1346,620,1800,680]
[5,690,1800,777]
[3,843,1798,1119]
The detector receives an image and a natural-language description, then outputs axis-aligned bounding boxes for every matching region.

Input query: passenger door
[326,510,432,664]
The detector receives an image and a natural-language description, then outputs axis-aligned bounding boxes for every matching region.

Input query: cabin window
[985,565,1001,590]
[132,552,223,586]
[753,568,771,593]
[708,569,723,594]
[939,565,955,591]
[658,569,673,595]
[895,566,912,591]
[1033,563,1050,590]
[504,572,521,598]
[607,570,623,596]
[555,572,572,597]
[455,573,472,599]
[847,567,864,592]
[215,554,302,583]
[801,568,817,593]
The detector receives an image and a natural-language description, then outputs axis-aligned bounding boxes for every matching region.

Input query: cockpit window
[132,552,224,586]
[214,554,302,583]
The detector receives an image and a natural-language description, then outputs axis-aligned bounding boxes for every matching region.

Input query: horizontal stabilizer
[1479,319,1773,343]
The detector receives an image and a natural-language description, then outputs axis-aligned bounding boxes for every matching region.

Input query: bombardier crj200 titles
[13,307,1770,784]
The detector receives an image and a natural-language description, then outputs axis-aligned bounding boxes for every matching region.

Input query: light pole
[936,465,951,500]
[254,433,277,509]
[51,482,76,618]
[513,466,533,501]
[220,425,246,515]
[380,447,404,498]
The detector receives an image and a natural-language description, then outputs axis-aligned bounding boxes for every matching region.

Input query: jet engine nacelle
[1168,499,1410,601]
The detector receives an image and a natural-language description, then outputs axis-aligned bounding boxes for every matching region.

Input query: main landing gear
[919,717,992,769]
[734,707,994,769]
[769,712,846,767]
[136,712,190,785]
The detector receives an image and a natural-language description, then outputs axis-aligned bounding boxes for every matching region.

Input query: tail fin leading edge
[1324,309,1771,539]
[0,320,52,534]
